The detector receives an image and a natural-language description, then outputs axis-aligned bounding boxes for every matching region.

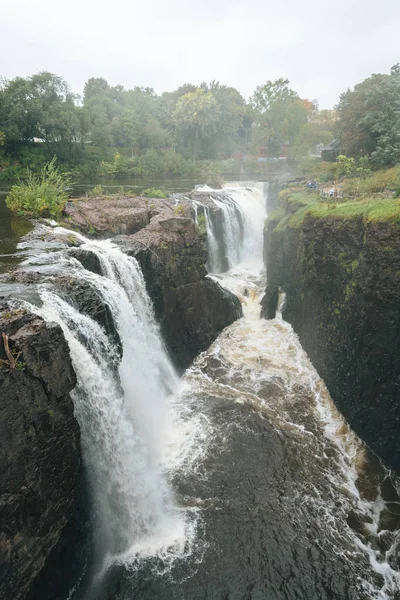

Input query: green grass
[270,187,400,231]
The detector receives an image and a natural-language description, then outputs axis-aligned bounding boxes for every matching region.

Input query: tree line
[0,64,398,180]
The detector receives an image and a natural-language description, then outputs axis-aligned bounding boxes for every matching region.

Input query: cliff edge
[263,188,400,471]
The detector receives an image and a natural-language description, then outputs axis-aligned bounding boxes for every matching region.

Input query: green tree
[0,72,83,160]
[250,79,309,157]
[200,81,245,156]
[83,77,110,102]
[292,108,336,158]
[172,89,218,159]
[336,65,400,167]
[84,94,119,149]
[336,73,389,159]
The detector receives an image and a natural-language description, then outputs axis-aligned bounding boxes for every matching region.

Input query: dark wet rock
[261,284,280,319]
[69,247,103,275]
[115,209,242,370]
[92,393,364,600]
[264,208,400,471]
[55,277,121,351]
[0,303,86,600]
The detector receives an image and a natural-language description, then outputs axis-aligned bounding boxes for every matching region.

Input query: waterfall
[32,233,185,567]
[194,183,267,274]
[191,198,222,273]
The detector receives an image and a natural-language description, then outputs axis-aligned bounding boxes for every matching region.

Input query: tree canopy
[336,65,400,167]
[2,64,399,178]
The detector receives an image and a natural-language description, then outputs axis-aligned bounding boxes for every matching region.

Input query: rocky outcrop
[0,192,242,598]
[63,196,168,237]
[264,205,400,471]
[0,304,85,600]
[115,212,242,370]
[63,193,242,370]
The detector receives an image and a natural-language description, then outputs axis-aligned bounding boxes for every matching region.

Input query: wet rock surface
[61,193,242,369]
[62,195,168,237]
[0,303,86,600]
[92,356,376,600]
[260,283,279,319]
[0,192,243,597]
[264,211,400,471]
[114,206,242,370]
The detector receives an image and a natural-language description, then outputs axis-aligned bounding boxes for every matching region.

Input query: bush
[196,213,207,236]
[173,204,185,215]
[0,163,25,180]
[88,184,104,197]
[142,187,168,199]
[6,158,71,218]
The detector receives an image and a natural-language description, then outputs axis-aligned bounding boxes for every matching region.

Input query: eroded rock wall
[263,216,400,470]
[65,194,242,370]
[115,214,242,370]
[264,212,400,470]
[0,305,85,600]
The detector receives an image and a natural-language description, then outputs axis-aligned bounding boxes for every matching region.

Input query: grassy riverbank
[269,182,400,232]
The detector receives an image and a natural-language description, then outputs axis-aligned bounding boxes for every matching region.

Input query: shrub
[196,213,207,236]
[173,204,185,216]
[88,184,105,197]
[6,158,71,219]
[142,187,168,199]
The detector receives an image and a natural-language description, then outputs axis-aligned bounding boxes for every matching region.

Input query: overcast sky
[1,0,399,108]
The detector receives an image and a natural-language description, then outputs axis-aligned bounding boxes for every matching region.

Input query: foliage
[88,184,104,196]
[172,89,219,159]
[250,78,299,112]
[142,187,168,199]
[196,213,207,236]
[0,72,83,160]
[173,204,185,215]
[272,185,400,231]
[6,158,71,218]
[2,64,400,182]
[250,78,314,157]
[336,65,400,167]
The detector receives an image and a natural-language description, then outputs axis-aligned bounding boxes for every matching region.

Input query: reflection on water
[0,197,32,273]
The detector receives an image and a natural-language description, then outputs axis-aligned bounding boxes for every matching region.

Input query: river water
[3,181,400,599]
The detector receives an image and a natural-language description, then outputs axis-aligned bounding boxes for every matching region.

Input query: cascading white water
[15,187,400,598]
[191,199,220,272]
[31,232,189,568]
[195,182,267,273]
[182,182,400,599]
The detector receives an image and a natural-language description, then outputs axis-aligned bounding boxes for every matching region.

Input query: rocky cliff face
[115,211,242,370]
[64,194,242,370]
[0,192,242,599]
[264,208,400,471]
[0,304,85,600]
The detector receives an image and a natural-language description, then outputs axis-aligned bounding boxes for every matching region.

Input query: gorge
[1,182,400,600]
